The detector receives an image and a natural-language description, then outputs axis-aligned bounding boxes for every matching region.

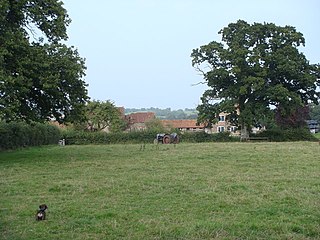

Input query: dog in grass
[36,204,48,221]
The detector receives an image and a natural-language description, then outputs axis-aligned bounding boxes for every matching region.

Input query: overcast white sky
[63,0,320,110]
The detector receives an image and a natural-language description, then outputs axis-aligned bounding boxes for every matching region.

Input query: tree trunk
[240,123,249,141]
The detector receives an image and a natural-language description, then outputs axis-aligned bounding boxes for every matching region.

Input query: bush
[180,131,239,143]
[0,122,61,150]
[62,130,159,145]
[253,127,317,142]
[180,131,213,143]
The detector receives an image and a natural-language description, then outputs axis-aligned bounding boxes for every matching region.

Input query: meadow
[0,142,319,239]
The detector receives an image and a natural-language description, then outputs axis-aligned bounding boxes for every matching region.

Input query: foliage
[0,121,61,150]
[0,0,89,123]
[62,129,158,145]
[85,100,126,132]
[253,127,317,142]
[275,105,310,129]
[309,103,320,122]
[144,118,167,132]
[1,143,319,239]
[62,126,317,144]
[191,20,320,137]
[180,131,238,143]
[145,118,181,133]
[62,129,238,145]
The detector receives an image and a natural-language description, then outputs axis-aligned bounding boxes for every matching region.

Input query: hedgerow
[62,130,239,145]
[2,123,315,151]
[62,130,159,145]
[0,122,61,150]
[252,127,317,142]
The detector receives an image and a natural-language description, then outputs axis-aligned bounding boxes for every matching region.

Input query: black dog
[36,204,48,221]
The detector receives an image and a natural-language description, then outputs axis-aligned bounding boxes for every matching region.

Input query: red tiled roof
[126,112,155,124]
[161,120,204,129]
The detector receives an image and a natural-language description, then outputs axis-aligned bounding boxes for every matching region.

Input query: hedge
[61,128,317,145]
[62,130,160,145]
[62,130,239,145]
[252,127,318,142]
[180,131,239,143]
[2,123,313,150]
[0,122,61,150]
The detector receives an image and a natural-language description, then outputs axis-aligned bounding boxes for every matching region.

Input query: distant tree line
[125,108,198,120]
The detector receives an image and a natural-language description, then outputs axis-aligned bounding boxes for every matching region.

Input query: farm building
[125,111,239,135]
[160,120,204,132]
[125,112,155,131]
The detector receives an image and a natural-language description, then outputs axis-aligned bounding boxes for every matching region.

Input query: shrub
[253,127,317,142]
[0,122,61,150]
[62,130,159,145]
[180,131,238,143]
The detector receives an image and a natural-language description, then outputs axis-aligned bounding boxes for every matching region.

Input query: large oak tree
[0,0,89,123]
[191,20,320,138]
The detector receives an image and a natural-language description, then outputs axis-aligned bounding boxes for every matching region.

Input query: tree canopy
[191,20,320,138]
[85,100,127,132]
[0,0,89,123]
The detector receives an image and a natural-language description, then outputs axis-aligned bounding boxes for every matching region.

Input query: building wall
[160,120,204,133]
[204,112,239,135]
[160,115,239,135]
[125,112,155,131]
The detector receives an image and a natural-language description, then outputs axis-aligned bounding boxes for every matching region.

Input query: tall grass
[0,142,319,239]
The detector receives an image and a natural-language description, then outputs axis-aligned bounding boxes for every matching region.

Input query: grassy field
[0,142,319,239]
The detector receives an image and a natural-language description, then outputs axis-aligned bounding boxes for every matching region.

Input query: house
[306,120,319,133]
[125,112,155,131]
[200,112,239,135]
[160,120,205,132]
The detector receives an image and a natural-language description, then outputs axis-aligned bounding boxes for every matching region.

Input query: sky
[63,0,320,110]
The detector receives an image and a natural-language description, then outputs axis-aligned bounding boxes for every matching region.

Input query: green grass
[0,142,320,239]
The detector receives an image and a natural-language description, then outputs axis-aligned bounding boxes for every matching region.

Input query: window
[229,126,237,132]
[219,115,225,122]
[217,126,225,132]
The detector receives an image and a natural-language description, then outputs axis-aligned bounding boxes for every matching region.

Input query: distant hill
[125,107,198,120]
